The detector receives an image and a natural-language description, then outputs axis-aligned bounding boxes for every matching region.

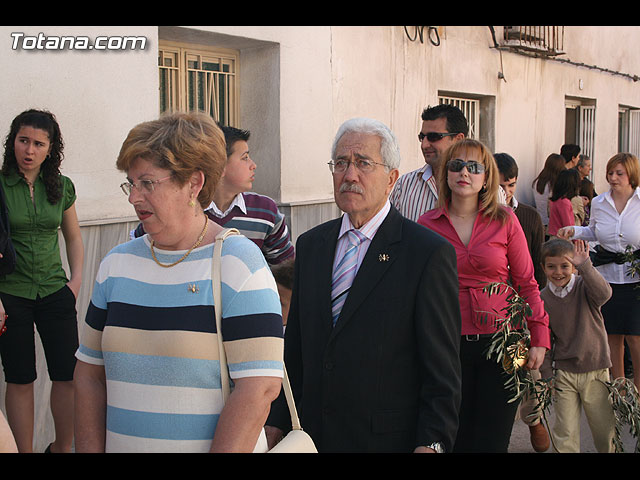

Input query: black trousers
[0,285,78,384]
[453,335,521,453]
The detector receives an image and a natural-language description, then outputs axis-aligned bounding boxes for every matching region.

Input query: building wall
[3,26,639,228]
[0,26,159,224]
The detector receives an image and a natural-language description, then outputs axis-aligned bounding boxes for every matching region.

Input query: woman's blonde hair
[437,138,509,223]
[116,111,226,208]
[606,152,640,189]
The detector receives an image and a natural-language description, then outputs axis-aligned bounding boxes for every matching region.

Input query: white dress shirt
[206,193,246,217]
[572,187,640,284]
[547,274,576,298]
[333,200,391,277]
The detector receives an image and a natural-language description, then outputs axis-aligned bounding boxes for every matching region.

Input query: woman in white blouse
[532,153,566,232]
[558,153,640,391]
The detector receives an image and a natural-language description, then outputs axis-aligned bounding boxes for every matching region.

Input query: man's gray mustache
[339,183,363,194]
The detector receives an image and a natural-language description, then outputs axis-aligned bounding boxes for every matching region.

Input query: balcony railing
[502,26,565,56]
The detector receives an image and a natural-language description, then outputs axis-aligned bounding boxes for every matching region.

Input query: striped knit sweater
[76,234,284,452]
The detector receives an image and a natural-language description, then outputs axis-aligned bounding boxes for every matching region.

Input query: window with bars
[438,95,480,139]
[565,98,596,166]
[619,106,640,157]
[158,42,238,126]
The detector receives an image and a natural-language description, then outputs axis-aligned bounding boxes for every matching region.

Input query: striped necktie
[331,229,366,325]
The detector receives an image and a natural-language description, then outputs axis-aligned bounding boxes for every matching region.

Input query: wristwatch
[425,442,444,453]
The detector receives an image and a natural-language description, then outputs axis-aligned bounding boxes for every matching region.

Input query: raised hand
[565,239,589,266]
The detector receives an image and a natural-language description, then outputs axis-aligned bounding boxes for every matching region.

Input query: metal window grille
[438,96,479,139]
[502,26,565,56]
[622,108,640,158]
[159,49,179,113]
[566,100,597,173]
[579,105,596,161]
[158,43,238,126]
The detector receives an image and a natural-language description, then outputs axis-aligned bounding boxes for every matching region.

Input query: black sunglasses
[447,159,486,175]
[418,132,458,142]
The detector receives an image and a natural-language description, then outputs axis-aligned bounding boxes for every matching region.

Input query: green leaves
[482,282,537,403]
[483,280,640,453]
[622,245,640,279]
[600,377,640,453]
[482,282,556,447]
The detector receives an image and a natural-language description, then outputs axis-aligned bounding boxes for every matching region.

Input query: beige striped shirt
[390,164,438,222]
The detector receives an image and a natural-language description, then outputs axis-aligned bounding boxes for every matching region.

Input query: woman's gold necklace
[150,216,209,268]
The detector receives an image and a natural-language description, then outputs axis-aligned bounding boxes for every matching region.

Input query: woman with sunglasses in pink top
[418,139,550,453]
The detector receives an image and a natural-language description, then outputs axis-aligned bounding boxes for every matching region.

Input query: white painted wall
[324,26,640,203]
[4,26,638,219]
[0,25,159,224]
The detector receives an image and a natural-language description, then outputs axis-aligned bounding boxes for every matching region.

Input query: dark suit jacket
[514,202,547,289]
[268,206,461,452]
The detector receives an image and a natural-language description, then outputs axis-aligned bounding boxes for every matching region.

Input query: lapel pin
[188,284,199,294]
[378,253,390,262]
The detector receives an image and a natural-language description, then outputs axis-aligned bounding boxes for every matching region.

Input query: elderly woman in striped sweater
[74,112,284,453]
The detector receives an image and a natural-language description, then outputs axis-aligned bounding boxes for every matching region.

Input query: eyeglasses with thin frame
[120,175,173,196]
[328,158,387,174]
[446,159,486,175]
[418,132,458,143]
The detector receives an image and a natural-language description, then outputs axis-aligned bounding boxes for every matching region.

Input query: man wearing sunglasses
[390,104,467,222]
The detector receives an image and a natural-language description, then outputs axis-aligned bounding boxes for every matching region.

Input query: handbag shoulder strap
[282,367,303,431]
[213,228,240,403]
[212,227,304,431]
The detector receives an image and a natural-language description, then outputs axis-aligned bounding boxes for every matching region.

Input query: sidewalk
[508,404,636,453]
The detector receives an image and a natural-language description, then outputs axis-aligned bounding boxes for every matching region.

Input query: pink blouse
[418,207,550,349]
[548,198,574,236]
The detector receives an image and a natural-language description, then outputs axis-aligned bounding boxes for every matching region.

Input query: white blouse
[572,187,640,284]
[532,182,551,226]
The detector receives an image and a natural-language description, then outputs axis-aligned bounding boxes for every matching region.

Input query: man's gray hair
[576,154,590,168]
[330,117,401,171]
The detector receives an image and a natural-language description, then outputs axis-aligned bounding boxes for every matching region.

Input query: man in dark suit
[266,118,461,453]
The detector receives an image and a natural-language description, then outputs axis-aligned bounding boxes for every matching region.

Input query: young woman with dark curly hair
[0,109,84,453]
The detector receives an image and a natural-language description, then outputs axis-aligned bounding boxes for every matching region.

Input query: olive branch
[622,245,640,296]
[480,282,556,448]
[482,280,640,453]
[605,245,640,452]
[599,378,640,452]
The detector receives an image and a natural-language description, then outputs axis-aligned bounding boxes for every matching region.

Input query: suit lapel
[331,207,403,336]
[316,217,342,335]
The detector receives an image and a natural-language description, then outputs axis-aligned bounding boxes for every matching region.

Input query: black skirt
[602,282,640,335]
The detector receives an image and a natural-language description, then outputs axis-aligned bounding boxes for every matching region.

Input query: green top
[0,169,76,300]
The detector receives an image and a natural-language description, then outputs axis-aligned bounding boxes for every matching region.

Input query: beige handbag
[212,229,317,453]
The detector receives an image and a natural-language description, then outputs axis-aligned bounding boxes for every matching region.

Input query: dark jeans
[453,335,521,453]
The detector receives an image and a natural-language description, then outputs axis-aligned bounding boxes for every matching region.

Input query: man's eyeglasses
[120,175,173,195]
[418,132,458,143]
[446,159,486,175]
[328,159,387,174]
